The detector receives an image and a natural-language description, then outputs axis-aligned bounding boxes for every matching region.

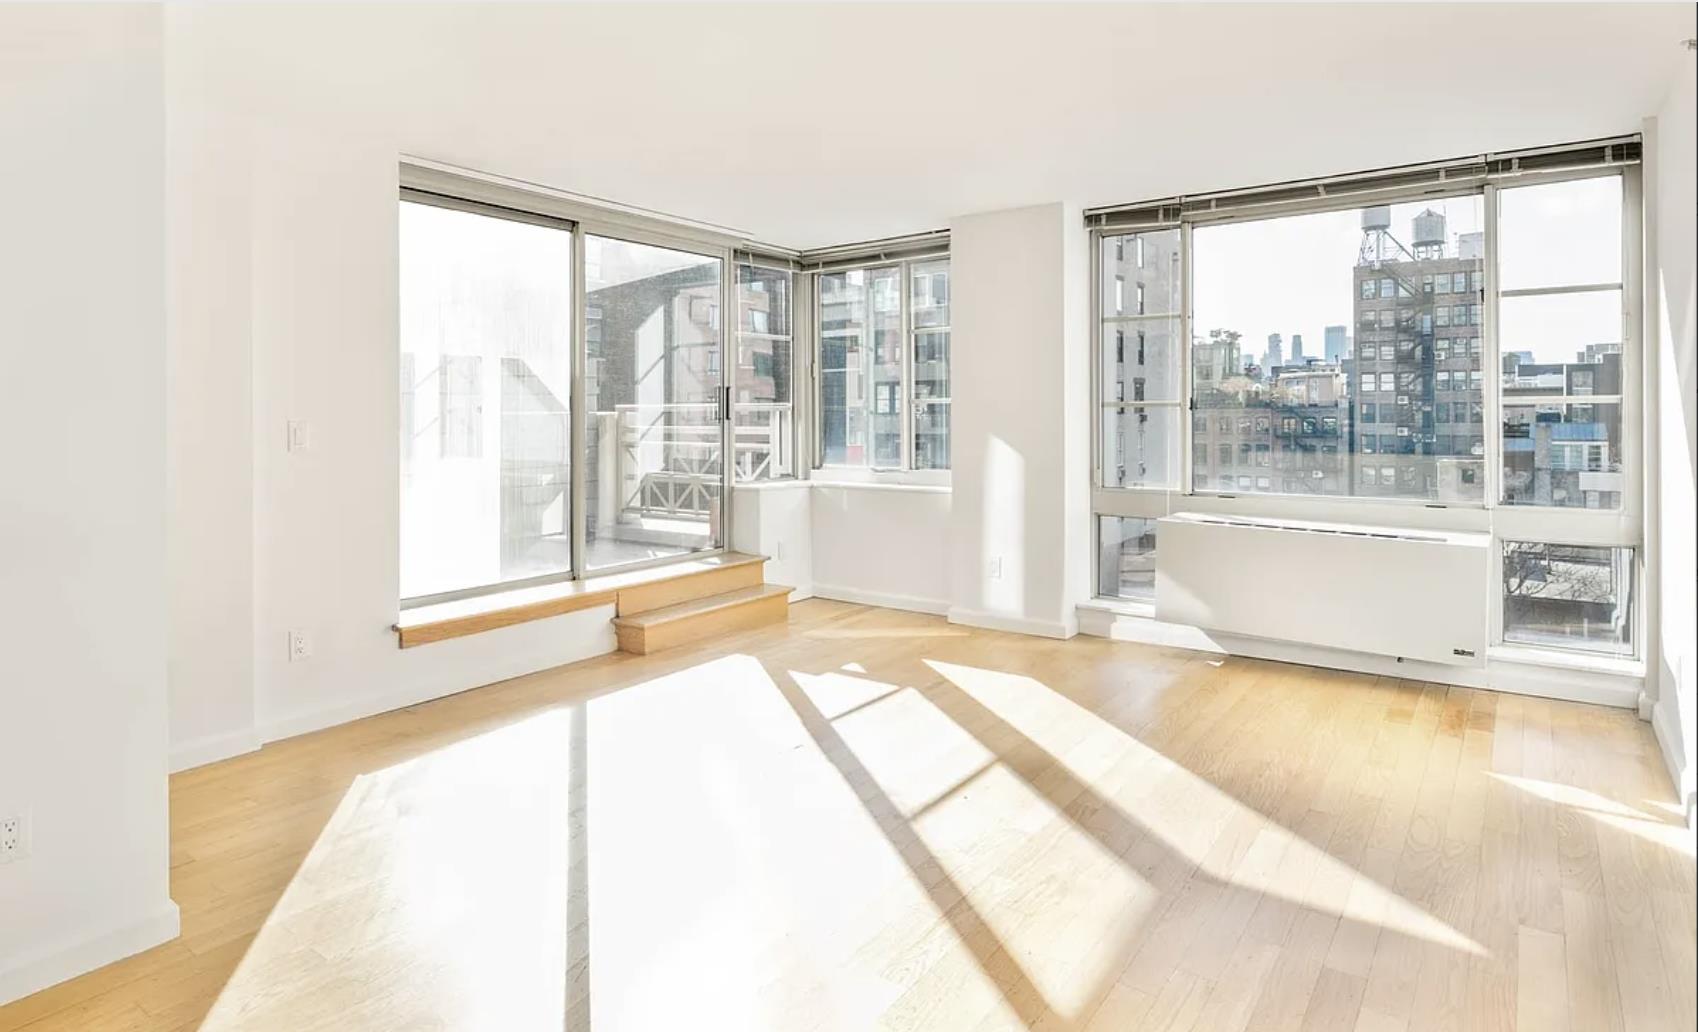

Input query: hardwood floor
[2,599,1691,1031]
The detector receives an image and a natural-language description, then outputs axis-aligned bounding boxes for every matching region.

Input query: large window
[1088,150,1641,656]
[400,198,574,601]
[818,257,951,470]
[1189,194,1487,503]
[734,262,795,481]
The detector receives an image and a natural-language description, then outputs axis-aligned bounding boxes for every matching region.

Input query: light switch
[287,420,311,453]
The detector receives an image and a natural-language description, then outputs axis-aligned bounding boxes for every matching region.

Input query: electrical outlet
[988,556,1003,580]
[288,630,312,662]
[774,540,784,561]
[1,813,28,864]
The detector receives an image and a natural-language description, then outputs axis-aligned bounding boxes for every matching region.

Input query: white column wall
[1649,49,1697,823]
[945,203,1091,637]
[0,5,178,1003]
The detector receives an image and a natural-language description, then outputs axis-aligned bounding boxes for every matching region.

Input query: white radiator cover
[1154,512,1491,667]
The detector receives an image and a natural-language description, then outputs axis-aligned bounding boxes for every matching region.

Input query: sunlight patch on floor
[923,658,1487,959]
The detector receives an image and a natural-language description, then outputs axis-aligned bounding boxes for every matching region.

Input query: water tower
[1358,205,1399,265]
[1412,209,1447,259]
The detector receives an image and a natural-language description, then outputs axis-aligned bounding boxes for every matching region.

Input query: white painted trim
[947,606,1077,640]
[1077,606,1642,709]
[168,728,260,773]
[1652,698,1695,827]
[808,478,951,494]
[0,900,179,1007]
[811,583,950,616]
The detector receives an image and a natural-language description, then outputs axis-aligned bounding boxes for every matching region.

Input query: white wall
[1649,48,1697,821]
[732,482,814,601]
[165,10,619,757]
[946,204,1091,638]
[165,12,257,769]
[811,485,951,613]
[0,5,178,1003]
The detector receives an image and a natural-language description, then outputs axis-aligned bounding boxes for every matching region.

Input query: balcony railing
[596,402,793,524]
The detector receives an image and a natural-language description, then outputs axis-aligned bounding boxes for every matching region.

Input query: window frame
[397,168,751,610]
[732,258,799,483]
[809,253,952,479]
[1086,160,1644,659]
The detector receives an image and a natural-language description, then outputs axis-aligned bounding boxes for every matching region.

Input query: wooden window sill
[394,552,766,648]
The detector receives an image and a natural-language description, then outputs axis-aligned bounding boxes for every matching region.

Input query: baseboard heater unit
[1154,512,1490,668]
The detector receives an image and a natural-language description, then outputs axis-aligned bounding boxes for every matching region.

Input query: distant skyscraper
[1324,325,1348,364]
[1291,334,1305,362]
[1265,332,1284,370]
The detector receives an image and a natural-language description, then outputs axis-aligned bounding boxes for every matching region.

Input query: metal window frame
[398,164,783,610]
[731,260,799,484]
[1085,148,1645,657]
[808,252,952,475]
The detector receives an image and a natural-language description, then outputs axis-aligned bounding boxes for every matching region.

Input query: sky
[1190,176,1624,368]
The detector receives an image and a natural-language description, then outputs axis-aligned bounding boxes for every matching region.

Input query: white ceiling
[188,2,1696,250]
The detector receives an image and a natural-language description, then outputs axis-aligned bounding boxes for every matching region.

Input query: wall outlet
[774,540,784,561]
[988,556,1003,580]
[1,812,28,864]
[288,630,312,662]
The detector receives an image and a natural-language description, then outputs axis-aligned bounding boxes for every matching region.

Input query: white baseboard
[947,606,1077,640]
[811,583,950,616]
[1078,605,1642,709]
[0,900,179,1007]
[1652,698,1696,827]
[169,727,260,773]
[260,620,618,746]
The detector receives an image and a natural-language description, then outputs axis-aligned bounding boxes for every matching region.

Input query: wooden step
[615,552,766,617]
[612,583,793,655]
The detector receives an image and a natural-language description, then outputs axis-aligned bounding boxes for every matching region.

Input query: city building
[1324,323,1350,363]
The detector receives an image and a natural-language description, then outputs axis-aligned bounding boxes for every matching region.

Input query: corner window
[817,257,951,470]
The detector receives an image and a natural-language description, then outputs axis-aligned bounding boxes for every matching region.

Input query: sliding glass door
[399,197,575,601]
[582,234,726,571]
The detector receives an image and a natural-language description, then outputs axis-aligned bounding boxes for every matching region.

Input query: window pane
[1498,176,1623,291]
[1502,400,1623,508]
[1102,318,1181,403]
[1101,406,1179,488]
[914,401,950,470]
[1098,516,1158,601]
[584,235,722,570]
[1503,542,1634,656]
[913,322,951,470]
[1192,194,1485,502]
[734,263,793,482]
[1499,290,1623,374]
[400,200,573,600]
[1101,229,1181,317]
[819,266,902,466]
[911,258,950,328]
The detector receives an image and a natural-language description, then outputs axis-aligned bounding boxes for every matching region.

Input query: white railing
[596,402,793,525]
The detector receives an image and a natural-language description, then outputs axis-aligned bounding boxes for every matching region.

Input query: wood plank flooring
[1,599,1691,1031]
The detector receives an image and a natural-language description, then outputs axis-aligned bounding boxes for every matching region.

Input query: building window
[820,257,951,470]
[1099,229,1182,488]
[1190,193,1485,502]
[399,198,574,602]
[1097,516,1158,601]
[735,263,795,481]
[1498,175,1626,509]
[1503,541,1635,657]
